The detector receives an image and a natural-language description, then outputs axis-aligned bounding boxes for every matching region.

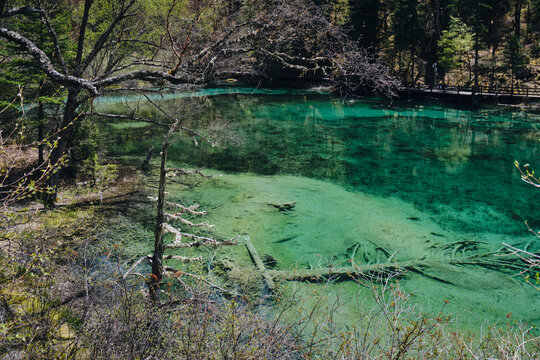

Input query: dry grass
[0,145,39,176]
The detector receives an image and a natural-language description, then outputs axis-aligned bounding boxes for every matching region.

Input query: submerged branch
[166,236,237,248]
[163,254,203,262]
[164,213,214,229]
[164,266,233,294]
[88,112,169,127]
[242,235,275,291]
[148,196,207,216]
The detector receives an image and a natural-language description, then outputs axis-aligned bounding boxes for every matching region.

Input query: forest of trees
[343,0,539,89]
[2,0,532,179]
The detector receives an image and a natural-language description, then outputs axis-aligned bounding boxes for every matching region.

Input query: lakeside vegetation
[1,0,540,358]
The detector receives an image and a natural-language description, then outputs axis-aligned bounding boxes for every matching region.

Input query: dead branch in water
[241,235,276,292]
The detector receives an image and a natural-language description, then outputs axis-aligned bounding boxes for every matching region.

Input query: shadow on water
[99,88,540,330]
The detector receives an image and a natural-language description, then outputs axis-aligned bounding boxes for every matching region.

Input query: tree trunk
[424,0,440,87]
[149,138,170,303]
[242,235,275,291]
[149,121,178,303]
[467,54,472,83]
[38,103,44,166]
[514,0,522,40]
[266,255,526,283]
[411,46,415,84]
[511,68,515,94]
[474,4,479,95]
[43,88,80,208]
[490,45,496,90]
[398,51,402,81]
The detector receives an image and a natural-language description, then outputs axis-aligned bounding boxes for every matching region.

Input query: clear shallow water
[100,88,540,329]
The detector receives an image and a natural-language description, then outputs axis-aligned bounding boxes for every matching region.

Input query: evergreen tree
[437,16,473,82]
[348,0,380,49]
[503,34,529,91]
[482,0,512,55]
[418,0,457,86]
[526,0,540,57]
[529,0,540,37]
[0,3,72,165]
[513,0,523,40]
[392,0,423,83]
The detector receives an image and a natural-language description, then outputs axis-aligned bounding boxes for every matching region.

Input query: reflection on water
[104,89,540,233]
[101,88,540,328]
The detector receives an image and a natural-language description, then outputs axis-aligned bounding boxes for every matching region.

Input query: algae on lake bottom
[101,88,540,329]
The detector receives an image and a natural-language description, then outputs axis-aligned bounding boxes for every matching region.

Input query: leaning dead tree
[142,121,237,303]
[0,0,397,205]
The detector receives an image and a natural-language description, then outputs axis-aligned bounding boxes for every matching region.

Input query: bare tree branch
[165,213,214,229]
[93,69,197,88]
[148,196,208,216]
[0,27,99,95]
[2,6,42,18]
[163,254,203,262]
[166,235,237,248]
[38,5,69,74]
[164,266,231,293]
[80,0,137,73]
[86,111,170,127]
[75,0,93,73]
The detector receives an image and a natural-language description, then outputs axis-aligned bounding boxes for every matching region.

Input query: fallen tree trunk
[268,263,408,282]
[266,255,529,283]
[241,235,276,291]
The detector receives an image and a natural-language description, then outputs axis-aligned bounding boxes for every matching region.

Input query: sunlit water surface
[98,88,540,330]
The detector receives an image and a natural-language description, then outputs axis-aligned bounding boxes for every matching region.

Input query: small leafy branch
[511,160,540,289]
[0,86,66,210]
[503,242,540,290]
[515,160,540,188]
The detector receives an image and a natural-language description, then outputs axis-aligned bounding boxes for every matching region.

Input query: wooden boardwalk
[399,83,540,102]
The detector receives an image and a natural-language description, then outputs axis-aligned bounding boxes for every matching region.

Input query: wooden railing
[401,83,540,98]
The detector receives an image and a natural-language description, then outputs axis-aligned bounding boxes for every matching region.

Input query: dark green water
[98,88,540,329]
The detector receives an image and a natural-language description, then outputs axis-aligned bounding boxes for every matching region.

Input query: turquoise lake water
[99,88,540,330]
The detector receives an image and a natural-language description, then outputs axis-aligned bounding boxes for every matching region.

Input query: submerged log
[267,201,296,212]
[268,263,407,282]
[241,235,276,291]
[141,146,154,171]
[265,255,530,283]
